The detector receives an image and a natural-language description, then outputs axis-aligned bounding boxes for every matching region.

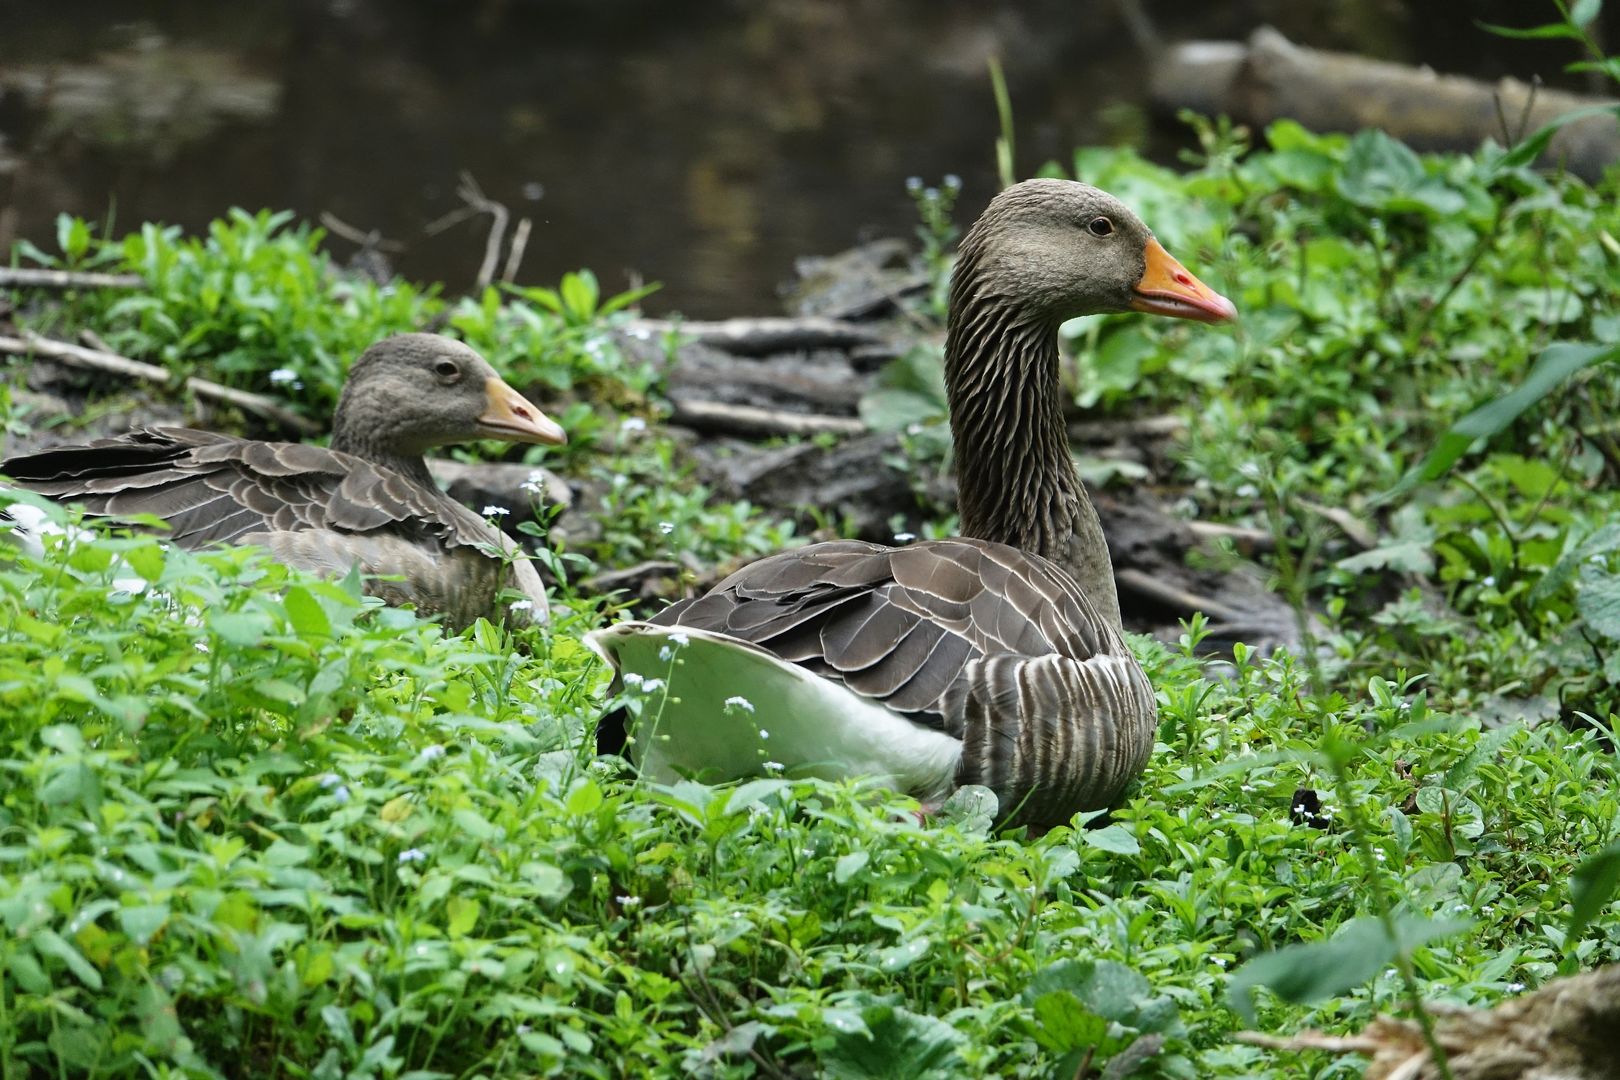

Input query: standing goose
[2,333,565,629]
[588,180,1235,829]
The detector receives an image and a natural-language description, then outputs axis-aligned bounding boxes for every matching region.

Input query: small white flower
[616,894,643,908]
[1213,956,1227,968]
[332,785,351,805]
[658,521,675,535]
[195,641,210,653]
[482,505,510,517]
[641,678,666,693]
[623,672,645,687]
[269,368,298,384]
[1240,783,1254,792]
[724,696,755,713]
[621,416,648,433]
[668,631,689,646]
[319,773,342,788]
[1482,575,1496,588]
[509,599,534,612]
[658,645,673,661]
[893,532,916,543]
[398,848,427,864]
[1506,982,1525,993]
[417,744,446,763]
[763,761,783,773]
[758,729,770,740]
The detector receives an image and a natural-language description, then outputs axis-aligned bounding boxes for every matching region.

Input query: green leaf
[1386,344,1620,501]
[834,851,870,884]
[1228,914,1471,1023]
[1576,567,1620,640]
[878,936,931,973]
[1569,840,1620,942]
[446,896,480,938]
[1477,19,1584,40]
[33,928,104,990]
[118,904,171,945]
[1030,992,1113,1053]
[819,1005,965,1080]
[1082,824,1141,855]
[283,585,332,640]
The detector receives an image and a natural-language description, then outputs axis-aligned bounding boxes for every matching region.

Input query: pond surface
[0,0,1603,316]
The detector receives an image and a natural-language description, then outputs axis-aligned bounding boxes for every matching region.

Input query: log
[0,332,321,436]
[1152,27,1620,182]
[0,268,144,290]
[667,398,866,439]
[1238,962,1620,1080]
[626,316,885,357]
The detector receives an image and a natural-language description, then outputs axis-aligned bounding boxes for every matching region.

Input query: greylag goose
[1,333,564,629]
[587,180,1235,829]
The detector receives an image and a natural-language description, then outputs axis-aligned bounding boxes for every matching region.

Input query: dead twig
[667,398,865,439]
[0,267,143,290]
[1117,567,1246,623]
[423,172,510,292]
[501,217,532,284]
[0,332,321,436]
[1186,519,1276,553]
[317,212,406,253]
[1069,414,1187,444]
[579,560,683,596]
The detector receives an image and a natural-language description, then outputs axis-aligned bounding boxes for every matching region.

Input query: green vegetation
[4,20,1620,1072]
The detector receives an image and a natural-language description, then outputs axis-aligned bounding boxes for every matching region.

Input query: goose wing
[3,428,477,545]
[638,537,1155,823]
[3,428,544,625]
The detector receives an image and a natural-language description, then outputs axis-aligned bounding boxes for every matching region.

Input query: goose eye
[434,360,462,383]
[1087,217,1114,237]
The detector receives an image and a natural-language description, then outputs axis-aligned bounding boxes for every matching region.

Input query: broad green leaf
[446,896,480,938]
[834,851,870,884]
[1031,992,1113,1053]
[1576,568,1620,640]
[1569,840,1620,942]
[819,1005,965,1080]
[283,585,332,640]
[878,936,931,973]
[1083,824,1141,855]
[1228,914,1471,1023]
[1387,344,1620,501]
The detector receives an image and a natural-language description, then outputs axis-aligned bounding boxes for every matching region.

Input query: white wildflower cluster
[658,521,675,535]
[398,848,427,864]
[724,695,755,714]
[521,471,549,496]
[416,744,447,763]
[269,368,300,385]
[482,505,510,517]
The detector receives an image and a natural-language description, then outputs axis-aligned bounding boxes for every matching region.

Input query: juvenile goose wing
[600,537,1155,825]
[3,427,544,626]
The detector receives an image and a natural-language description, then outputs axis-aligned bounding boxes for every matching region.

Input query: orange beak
[476,377,567,446]
[1128,238,1237,324]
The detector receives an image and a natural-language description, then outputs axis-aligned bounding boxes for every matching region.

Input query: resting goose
[1,333,564,629]
[588,179,1235,828]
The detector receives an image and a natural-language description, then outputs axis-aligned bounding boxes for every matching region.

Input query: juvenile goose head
[329,334,565,470]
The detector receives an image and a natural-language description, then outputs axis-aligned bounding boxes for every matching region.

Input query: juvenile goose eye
[1087,217,1114,237]
[434,360,461,382]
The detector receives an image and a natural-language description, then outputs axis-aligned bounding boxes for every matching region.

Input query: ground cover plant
[4,24,1620,1077]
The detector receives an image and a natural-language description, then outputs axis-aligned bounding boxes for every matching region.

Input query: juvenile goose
[2,333,564,629]
[588,180,1235,829]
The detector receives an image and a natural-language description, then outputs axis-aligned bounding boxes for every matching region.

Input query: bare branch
[0,332,321,436]
[0,267,143,290]
[667,398,865,439]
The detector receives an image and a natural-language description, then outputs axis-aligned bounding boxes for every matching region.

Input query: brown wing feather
[652,537,1125,730]
[3,427,547,627]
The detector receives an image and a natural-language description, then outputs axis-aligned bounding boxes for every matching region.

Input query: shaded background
[0,0,1612,316]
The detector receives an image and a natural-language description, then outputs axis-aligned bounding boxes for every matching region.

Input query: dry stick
[1115,567,1246,623]
[1068,413,1186,443]
[1185,519,1276,552]
[317,212,406,253]
[501,217,532,284]
[0,267,143,290]
[666,398,866,439]
[0,332,321,436]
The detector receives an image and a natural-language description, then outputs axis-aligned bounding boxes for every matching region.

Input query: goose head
[951,178,1235,325]
[331,334,565,459]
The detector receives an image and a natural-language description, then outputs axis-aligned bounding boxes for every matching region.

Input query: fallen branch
[580,560,683,596]
[1237,962,1620,1080]
[627,316,885,357]
[1069,414,1186,444]
[1186,519,1275,553]
[668,398,866,439]
[0,332,321,436]
[1117,567,1246,623]
[425,171,510,292]
[0,267,143,290]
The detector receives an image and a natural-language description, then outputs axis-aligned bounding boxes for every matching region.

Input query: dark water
[0,0,1607,317]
